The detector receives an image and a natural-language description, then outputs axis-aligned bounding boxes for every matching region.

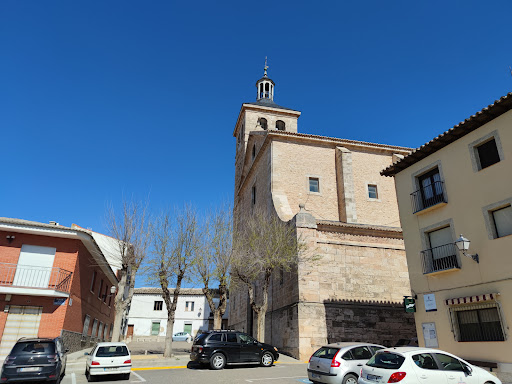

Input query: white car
[85,342,132,382]
[358,347,502,384]
[308,342,385,384]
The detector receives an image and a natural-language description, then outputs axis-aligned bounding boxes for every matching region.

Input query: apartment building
[382,92,512,382]
[0,218,119,358]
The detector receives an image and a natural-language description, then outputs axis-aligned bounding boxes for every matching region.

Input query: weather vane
[264,56,268,77]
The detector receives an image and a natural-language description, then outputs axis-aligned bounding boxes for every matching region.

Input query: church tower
[232,61,301,203]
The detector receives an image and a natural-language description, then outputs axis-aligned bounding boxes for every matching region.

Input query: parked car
[172,332,192,342]
[358,347,502,384]
[189,330,279,370]
[307,342,385,384]
[85,342,132,382]
[0,337,68,383]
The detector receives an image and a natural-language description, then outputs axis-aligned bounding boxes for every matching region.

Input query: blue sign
[54,298,66,306]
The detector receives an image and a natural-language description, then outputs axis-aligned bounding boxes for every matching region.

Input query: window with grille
[185,301,195,311]
[368,184,378,199]
[154,301,163,311]
[453,305,505,342]
[309,177,319,193]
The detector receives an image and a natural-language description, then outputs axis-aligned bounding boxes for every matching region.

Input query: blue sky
[1,0,511,236]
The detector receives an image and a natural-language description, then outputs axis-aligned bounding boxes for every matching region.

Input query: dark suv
[0,337,68,383]
[190,330,279,370]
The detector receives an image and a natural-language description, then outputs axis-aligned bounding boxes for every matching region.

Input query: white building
[125,288,228,340]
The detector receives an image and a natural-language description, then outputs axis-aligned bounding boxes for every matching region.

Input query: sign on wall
[422,322,438,348]
[423,293,437,312]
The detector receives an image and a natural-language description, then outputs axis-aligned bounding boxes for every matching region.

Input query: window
[154,301,163,311]
[258,118,268,130]
[313,347,339,359]
[239,334,256,344]
[98,323,104,340]
[309,177,319,193]
[108,293,112,307]
[476,138,500,170]
[91,319,98,338]
[251,186,256,205]
[350,346,373,360]
[103,324,109,340]
[252,145,256,160]
[276,120,285,131]
[226,333,237,343]
[90,271,96,293]
[98,279,104,299]
[368,184,378,199]
[103,284,108,303]
[433,353,465,371]
[208,333,223,342]
[412,353,438,369]
[82,315,91,337]
[454,306,504,342]
[423,226,458,273]
[418,168,444,208]
[185,301,195,311]
[492,205,512,238]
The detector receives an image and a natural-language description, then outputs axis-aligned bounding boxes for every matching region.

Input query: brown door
[127,325,134,338]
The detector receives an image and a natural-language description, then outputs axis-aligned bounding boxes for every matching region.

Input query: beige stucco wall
[393,108,512,378]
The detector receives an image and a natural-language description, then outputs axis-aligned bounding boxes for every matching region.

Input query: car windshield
[367,352,405,369]
[12,342,55,354]
[313,347,339,359]
[96,346,129,357]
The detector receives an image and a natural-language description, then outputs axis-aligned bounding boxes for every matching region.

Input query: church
[228,64,417,360]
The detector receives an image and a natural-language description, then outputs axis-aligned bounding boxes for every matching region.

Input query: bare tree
[146,205,198,357]
[106,200,151,342]
[231,209,308,341]
[193,204,232,330]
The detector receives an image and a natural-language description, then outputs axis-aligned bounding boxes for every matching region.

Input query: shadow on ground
[127,340,191,355]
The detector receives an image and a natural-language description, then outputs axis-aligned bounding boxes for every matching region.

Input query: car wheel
[210,353,226,370]
[342,373,358,384]
[260,351,274,367]
[85,368,95,382]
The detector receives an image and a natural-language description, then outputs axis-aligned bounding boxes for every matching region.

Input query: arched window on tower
[260,83,264,99]
[264,83,270,98]
[258,118,268,130]
[276,120,285,131]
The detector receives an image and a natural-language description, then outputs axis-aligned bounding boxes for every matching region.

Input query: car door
[347,346,374,372]
[222,333,241,362]
[238,334,260,362]
[410,353,448,383]
[433,353,478,384]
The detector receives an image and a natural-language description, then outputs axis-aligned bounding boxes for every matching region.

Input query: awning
[445,293,500,306]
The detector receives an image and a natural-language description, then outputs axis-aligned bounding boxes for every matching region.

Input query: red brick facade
[0,229,117,352]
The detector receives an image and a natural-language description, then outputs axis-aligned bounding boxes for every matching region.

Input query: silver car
[308,342,385,384]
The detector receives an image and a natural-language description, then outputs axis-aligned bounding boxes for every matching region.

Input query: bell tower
[256,57,275,102]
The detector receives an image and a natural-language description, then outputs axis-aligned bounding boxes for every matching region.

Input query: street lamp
[455,234,479,263]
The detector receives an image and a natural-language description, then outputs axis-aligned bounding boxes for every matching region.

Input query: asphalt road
[61,360,312,384]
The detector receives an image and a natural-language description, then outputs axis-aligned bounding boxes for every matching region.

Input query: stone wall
[60,329,99,353]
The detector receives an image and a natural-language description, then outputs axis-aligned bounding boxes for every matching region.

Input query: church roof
[244,98,299,112]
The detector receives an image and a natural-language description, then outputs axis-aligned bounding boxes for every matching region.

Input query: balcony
[421,243,460,274]
[410,181,447,214]
[0,263,72,297]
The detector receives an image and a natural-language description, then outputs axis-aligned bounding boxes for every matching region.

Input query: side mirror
[253,340,258,345]
[463,365,472,376]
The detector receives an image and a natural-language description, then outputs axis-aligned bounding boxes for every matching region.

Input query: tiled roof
[0,217,69,230]
[244,98,299,112]
[381,92,512,177]
[317,220,402,233]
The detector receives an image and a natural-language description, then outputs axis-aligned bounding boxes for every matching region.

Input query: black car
[0,337,68,383]
[190,330,279,370]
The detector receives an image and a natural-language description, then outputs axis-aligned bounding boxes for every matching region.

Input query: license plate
[367,373,380,381]
[311,373,320,379]
[104,367,119,371]
[18,367,41,372]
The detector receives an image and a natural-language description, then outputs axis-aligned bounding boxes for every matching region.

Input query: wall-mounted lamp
[6,235,15,244]
[455,234,479,263]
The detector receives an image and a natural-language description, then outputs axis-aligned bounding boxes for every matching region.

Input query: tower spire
[264,56,268,77]
[256,57,274,101]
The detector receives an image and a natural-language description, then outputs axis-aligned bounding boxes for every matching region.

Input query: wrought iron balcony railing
[420,243,460,274]
[410,181,447,213]
[0,263,72,293]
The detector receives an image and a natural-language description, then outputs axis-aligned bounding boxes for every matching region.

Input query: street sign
[404,297,416,313]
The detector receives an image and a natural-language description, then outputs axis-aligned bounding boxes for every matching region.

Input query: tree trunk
[164,315,175,357]
[255,309,266,342]
[213,310,222,329]
[111,269,128,342]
